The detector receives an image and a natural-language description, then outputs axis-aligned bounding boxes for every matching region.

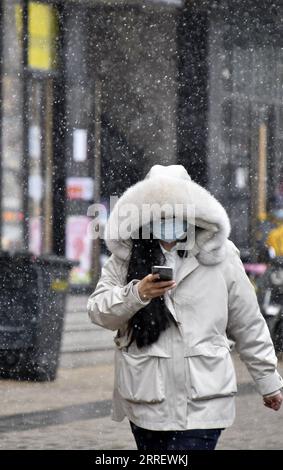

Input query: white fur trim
[104,165,231,265]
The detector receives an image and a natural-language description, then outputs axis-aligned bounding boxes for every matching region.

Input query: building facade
[178,1,283,253]
[0,0,282,286]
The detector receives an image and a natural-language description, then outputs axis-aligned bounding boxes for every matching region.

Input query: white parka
[87,165,283,430]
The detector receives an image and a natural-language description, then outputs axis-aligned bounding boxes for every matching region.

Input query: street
[0,296,282,450]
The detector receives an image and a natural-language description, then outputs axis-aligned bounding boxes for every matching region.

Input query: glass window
[1,0,23,251]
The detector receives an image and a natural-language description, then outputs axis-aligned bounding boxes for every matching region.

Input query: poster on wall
[73,129,87,162]
[66,177,94,201]
[66,215,92,285]
[28,125,41,160]
[29,216,42,255]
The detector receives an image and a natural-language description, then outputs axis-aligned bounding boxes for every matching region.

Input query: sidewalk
[0,351,282,450]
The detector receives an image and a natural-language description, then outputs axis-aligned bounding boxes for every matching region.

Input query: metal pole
[258,123,267,223]
[43,78,54,254]
[22,0,30,250]
[52,1,66,257]
[92,78,102,288]
[0,0,3,250]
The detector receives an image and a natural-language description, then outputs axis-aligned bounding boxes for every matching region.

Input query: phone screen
[152,266,173,281]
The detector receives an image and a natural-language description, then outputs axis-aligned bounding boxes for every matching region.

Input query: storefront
[0,0,181,288]
[1,0,282,286]
[0,1,63,255]
[177,0,283,256]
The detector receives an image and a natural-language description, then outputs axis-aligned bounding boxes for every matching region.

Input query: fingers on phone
[154,284,176,294]
[156,280,176,287]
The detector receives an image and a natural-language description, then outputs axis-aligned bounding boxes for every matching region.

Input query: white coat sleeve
[87,254,151,331]
[226,247,283,396]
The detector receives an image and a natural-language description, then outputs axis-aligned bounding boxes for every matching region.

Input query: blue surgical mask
[273,209,283,220]
[152,218,187,242]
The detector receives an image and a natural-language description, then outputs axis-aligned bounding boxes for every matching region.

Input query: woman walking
[87,164,283,450]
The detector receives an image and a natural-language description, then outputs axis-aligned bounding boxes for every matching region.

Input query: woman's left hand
[263,391,283,411]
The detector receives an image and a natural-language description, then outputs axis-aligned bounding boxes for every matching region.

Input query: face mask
[152,218,187,243]
[273,209,283,220]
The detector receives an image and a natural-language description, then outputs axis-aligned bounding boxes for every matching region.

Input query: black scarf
[126,229,187,348]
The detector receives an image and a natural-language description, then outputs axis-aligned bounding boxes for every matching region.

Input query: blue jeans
[129,421,224,451]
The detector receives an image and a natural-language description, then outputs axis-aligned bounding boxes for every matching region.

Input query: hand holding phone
[136,267,176,301]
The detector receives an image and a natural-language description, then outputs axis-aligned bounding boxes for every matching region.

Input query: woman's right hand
[137,274,176,301]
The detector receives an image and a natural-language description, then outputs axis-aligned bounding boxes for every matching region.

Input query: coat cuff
[130,280,151,305]
[263,389,281,398]
[254,370,283,396]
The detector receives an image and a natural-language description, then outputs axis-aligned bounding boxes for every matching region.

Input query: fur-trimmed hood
[103,164,231,265]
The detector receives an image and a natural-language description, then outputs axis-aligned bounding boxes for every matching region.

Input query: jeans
[129,421,224,451]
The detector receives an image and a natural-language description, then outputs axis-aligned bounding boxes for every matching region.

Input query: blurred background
[1,0,283,289]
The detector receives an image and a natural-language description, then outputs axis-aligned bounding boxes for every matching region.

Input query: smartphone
[151,266,173,281]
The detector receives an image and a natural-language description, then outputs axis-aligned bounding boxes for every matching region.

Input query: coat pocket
[185,339,238,401]
[116,344,170,404]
